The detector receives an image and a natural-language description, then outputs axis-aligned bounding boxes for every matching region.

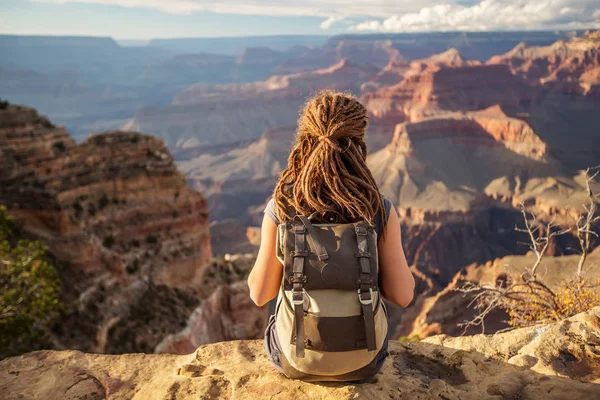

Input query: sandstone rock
[362,62,533,135]
[395,272,509,339]
[193,254,256,298]
[425,307,600,383]
[3,310,599,399]
[151,254,265,355]
[508,354,538,368]
[366,107,597,288]
[0,104,212,286]
[489,32,600,90]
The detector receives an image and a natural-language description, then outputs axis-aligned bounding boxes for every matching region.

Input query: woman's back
[247,90,415,382]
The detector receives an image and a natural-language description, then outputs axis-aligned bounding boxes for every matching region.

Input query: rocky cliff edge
[1,307,598,399]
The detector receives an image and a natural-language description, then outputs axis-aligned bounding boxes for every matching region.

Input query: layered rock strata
[0,104,214,353]
[0,104,211,286]
[488,31,600,170]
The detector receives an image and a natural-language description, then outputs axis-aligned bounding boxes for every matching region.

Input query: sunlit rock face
[0,104,213,353]
[0,104,211,286]
[488,31,600,169]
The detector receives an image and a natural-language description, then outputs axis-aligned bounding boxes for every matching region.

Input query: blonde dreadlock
[273,90,386,227]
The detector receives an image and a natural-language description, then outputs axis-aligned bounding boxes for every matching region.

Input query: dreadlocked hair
[273,90,386,227]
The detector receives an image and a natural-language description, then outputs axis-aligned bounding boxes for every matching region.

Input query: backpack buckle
[294,225,306,234]
[288,275,307,284]
[290,250,309,257]
[355,226,368,236]
[358,288,374,305]
[292,289,305,305]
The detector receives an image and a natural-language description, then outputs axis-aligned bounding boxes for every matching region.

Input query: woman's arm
[378,206,415,307]
[248,215,283,307]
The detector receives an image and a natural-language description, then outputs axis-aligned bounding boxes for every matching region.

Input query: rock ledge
[1,308,599,399]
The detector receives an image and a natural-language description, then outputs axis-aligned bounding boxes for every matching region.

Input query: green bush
[0,206,63,359]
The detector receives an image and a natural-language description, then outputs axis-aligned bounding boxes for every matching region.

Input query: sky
[1,0,599,40]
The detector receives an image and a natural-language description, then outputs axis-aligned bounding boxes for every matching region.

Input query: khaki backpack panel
[275,291,388,376]
[279,345,384,382]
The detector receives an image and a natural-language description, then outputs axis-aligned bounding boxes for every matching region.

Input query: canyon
[1,29,600,362]
[0,31,581,140]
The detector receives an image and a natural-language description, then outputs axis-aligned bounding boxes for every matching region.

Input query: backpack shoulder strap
[356,224,377,351]
[291,223,307,358]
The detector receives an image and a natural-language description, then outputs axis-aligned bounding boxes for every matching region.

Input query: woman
[248,90,415,382]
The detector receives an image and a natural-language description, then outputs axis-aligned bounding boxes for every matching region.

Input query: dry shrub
[496,276,600,328]
[459,168,600,332]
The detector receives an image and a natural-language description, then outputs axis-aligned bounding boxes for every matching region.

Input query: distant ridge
[149,35,328,55]
[0,34,119,47]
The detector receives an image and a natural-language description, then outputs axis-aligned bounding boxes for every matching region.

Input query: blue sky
[1,0,599,39]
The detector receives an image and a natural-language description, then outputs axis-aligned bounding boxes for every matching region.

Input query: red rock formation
[0,104,211,286]
[488,31,600,93]
[395,270,509,339]
[369,112,563,212]
[153,253,265,354]
[362,59,410,91]
[364,47,473,91]
[368,109,593,290]
[411,48,481,71]
[0,104,213,353]
[360,49,534,152]
[487,31,600,170]
[363,63,532,126]
[155,281,267,354]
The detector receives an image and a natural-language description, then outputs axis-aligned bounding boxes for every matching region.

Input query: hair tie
[318,136,342,152]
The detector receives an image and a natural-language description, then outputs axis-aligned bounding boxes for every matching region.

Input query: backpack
[273,214,388,381]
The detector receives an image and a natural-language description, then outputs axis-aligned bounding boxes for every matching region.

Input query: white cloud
[352,0,600,32]
[34,0,436,17]
[33,0,600,31]
[320,16,344,30]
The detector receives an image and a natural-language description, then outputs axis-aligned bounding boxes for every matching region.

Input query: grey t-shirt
[263,196,393,240]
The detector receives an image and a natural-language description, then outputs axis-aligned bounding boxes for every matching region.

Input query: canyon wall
[0,104,221,354]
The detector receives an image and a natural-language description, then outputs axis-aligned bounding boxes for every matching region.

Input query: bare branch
[576,168,599,277]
